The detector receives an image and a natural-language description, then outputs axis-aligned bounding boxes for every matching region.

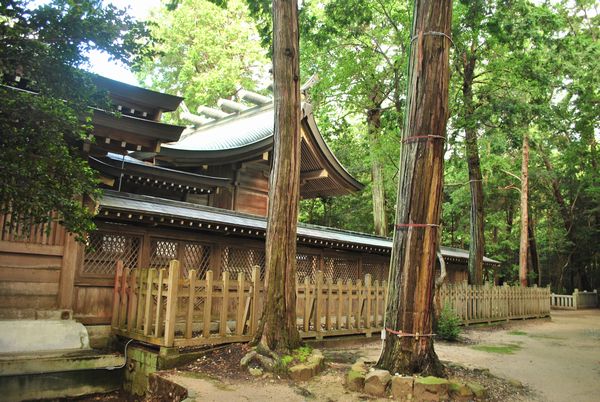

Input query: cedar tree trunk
[528,215,541,286]
[519,131,529,287]
[462,48,485,285]
[376,0,452,376]
[367,104,387,237]
[254,0,301,352]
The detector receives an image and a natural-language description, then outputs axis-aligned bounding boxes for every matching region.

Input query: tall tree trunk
[377,0,452,376]
[367,105,387,237]
[462,47,485,285]
[519,132,529,287]
[528,214,541,286]
[254,0,301,352]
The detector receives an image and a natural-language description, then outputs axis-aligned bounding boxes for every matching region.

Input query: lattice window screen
[182,242,211,278]
[222,246,265,279]
[362,260,388,282]
[323,256,359,282]
[83,232,141,276]
[149,239,178,270]
[296,253,318,282]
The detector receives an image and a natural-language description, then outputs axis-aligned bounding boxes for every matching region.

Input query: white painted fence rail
[551,289,598,310]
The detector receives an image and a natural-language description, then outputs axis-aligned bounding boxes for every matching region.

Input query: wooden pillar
[211,243,223,277]
[58,233,81,310]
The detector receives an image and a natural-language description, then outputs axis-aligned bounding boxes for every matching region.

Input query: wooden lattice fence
[437,282,551,325]
[112,260,552,348]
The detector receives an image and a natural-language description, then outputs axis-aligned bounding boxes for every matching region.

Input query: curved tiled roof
[156,102,363,195]
[165,106,273,152]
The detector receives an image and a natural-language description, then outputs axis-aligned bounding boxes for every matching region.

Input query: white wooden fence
[551,289,598,310]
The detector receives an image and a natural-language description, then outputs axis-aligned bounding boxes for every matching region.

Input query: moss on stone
[467,382,486,398]
[347,369,365,382]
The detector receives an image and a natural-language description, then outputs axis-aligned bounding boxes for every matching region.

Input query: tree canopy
[0,0,154,239]
[136,0,269,118]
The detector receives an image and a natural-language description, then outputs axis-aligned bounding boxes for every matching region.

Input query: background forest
[136,0,598,293]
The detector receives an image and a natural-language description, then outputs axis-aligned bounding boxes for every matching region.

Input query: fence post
[126,269,138,332]
[326,277,333,332]
[119,268,130,329]
[595,289,598,308]
[250,266,260,335]
[365,274,372,337]
[303,276,311,332]
[573,288,579,310]
[220,271,230,336]
[111,260,124,329]
[315,271,323,339]
[203,270,214,338]
[164,260,180,347]
[336,279,343,330]
[236,273,246,335]
[186,269,197,339]
[143,269,156,336]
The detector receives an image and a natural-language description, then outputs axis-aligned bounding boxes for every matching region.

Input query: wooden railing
[438,283,551,325]
[112,260,552,347]
[296,271,387,339]
[111,260,388,347]
[551,289,598,310]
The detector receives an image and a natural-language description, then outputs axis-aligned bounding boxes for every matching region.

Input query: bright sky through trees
[86,0,159,84]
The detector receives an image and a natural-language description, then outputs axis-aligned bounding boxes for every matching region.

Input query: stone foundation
[345,359,484,401]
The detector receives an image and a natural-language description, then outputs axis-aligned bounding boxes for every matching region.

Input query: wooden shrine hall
[0,75,500,331]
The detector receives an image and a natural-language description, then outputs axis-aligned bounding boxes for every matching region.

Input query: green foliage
[136,0,269,121]
[280,346,313,368]
[0,0,154,239]
[435,304,462,341]
[280,354,294,367]
[294,346,312,363]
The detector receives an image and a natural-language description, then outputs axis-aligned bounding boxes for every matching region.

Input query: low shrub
[435,303,462,341]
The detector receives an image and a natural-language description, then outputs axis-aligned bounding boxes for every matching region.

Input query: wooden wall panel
[73,286,114,325]
[0,248,63,318]
[235,188,268,216]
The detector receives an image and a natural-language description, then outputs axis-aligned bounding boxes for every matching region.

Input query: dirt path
[433,310,600,402]
[165,310,600,401]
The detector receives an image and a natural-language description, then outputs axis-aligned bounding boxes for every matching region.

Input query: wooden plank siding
[0,241,66,319]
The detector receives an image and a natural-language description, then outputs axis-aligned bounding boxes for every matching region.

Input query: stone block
[414,376,450,401]
[449,381,473,399]
[391,375,414,400]
[289,364,313,382]
[346,369,366,392]
[364,369,392,397]
[351,360,368,374]
[467,382,486,398]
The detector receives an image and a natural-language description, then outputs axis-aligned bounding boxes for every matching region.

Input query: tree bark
[367,104,387,237]
[462,48,485,285]
[376,0,452,376]
[528,214,541,286]
[254,0,301,352]
[519,131,529,287]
